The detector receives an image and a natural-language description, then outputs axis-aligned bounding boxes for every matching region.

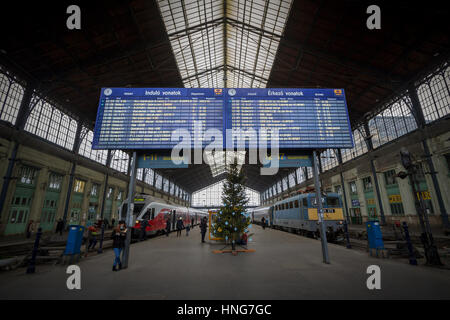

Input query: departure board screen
[224,88,353,149]
[93,87,353,150]
[93,88,224,149]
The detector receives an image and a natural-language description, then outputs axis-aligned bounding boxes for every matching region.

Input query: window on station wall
[282,177,288,191]
[106,187,113,199]
[321,149,338,172]
[384,170,398,186]
[48,172,63,190]
[349,181,358,195]
[296,167,306,184]
[341,127,368,163]
[362,177,373,191]
[116,190,123,201]
[192,180,260,207]
[390,202,405,216]
[417,63,450,123]
[307,167,313,179]
[18,166,37,185]
[78,129,108,165]
[136,169,144,181]
[110,150,129,174]
[144,169,154,186]
[369,97,417,149]
[73,179,85,193]
[90,184,99,197]
[288,173,296,188]
[154,174,162,190]
[0,71,24,125]
[24,97,77,150]
[334,185,342,195]
[162,178,169,193]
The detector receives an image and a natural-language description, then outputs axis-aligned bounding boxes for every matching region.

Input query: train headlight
[136,220,139,224]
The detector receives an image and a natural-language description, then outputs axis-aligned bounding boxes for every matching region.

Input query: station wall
[0,126,188,236]
[263,121,450,229]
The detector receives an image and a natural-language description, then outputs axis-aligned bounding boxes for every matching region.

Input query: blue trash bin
[64,225,85,255]
[366,221,384,249]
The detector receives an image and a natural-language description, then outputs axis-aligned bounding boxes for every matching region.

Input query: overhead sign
[262,153,312,168]
[93,88,353,150]
[137,153,188,169]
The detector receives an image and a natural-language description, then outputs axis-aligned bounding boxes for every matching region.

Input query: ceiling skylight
[157,0,292,88]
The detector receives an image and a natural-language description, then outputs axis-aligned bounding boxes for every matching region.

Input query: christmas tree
[212,157,251,250]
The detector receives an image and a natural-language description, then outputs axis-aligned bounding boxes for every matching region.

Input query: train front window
[326,197,340,207]
[311,197,326,207]
[134,203,144,214]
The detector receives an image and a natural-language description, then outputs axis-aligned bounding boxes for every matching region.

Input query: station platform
[0,225,449,300]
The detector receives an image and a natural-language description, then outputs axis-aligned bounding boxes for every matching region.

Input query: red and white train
[118,194,208,238]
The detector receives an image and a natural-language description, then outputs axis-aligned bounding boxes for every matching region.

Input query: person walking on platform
[200,217,208,243]
[111,220,127,271]
[55,219,64,236]
[186,224,190,236]
[191,217,194,229]
[85,223,99,256]
[261,217,266,230]
[176,217,183,237]
[165,217,171,237]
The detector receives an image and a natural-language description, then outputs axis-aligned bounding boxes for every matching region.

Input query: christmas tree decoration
[210,158,251,251]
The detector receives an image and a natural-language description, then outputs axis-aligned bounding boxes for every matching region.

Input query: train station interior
[0,0,449,302]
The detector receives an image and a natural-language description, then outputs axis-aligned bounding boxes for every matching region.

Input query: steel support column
[363,122,386,225]
[336,149,350,223]
[61,124,84,227]
[313,150,330,264]
[122,151,137,269]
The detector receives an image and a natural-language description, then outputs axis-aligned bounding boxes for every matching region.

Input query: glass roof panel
[157,0,292,89]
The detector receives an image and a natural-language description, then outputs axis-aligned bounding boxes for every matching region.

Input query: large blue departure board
[92,87,353,150]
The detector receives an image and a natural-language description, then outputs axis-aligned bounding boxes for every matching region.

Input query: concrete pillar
[80,179,92,226]
[110,187,119,222]
[29,167,49,223]
[431,147,450,214]
[397,166,418,223]
[355,179,367,219]
[56,168,71,221]
[0,143,19,233]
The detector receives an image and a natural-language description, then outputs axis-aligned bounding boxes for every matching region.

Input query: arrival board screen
[225,88,353,149]
[92,88,353,150]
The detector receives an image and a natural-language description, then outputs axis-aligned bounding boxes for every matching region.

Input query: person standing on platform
[165,217,171,237]
[111,220,127,271]
[200,217,208,243]
[140,219,148,241]
[261,217,266,230]
[176,217,183,237]
[55,219,64,236]
[191,217,194,229]
[26,220,35,239]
